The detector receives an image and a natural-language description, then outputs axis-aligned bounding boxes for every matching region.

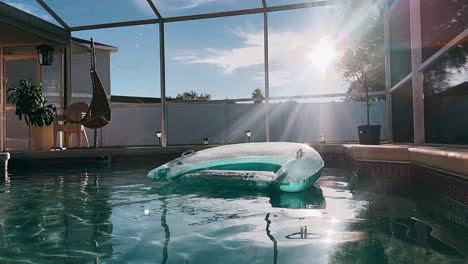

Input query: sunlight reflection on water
[0,166,466,263]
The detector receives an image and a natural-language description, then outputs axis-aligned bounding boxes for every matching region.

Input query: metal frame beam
[384,0,392,143]
[418,27,468,73]
[165,0,349,23]
[164,8,264,23]
[0,47,4,151]
[70,19,160,31]
[267,0,346,12]
[69,0,350,31]
[262,0,270,142]
[388,73,412,94]
[146,0,163,19]
[35,0,70,30]
[159,22,167,147]
[409,0,424,145]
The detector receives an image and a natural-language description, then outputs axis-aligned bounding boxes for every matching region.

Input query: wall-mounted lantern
[156,131,162,146]
[245,130,252,143]
[36,44,54,66]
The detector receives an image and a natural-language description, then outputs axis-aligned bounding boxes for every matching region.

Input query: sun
[307,37,337,73]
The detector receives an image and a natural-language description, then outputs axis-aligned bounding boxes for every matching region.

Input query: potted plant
[341,48,381,145]
[7,79,56,151]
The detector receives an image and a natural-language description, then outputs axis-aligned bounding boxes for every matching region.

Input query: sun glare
[307,38,337,73]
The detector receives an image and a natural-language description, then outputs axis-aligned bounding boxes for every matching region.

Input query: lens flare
[307,37,337,73]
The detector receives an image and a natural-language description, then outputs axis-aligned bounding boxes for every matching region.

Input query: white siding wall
[102,106,162,146]
[101,101,388,147]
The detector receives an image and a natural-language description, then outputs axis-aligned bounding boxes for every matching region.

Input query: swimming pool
[1,163,467,263]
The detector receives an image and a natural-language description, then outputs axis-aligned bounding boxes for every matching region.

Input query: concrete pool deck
[3,143,467,171]
[343,144,468,179]
[4,143,467,176]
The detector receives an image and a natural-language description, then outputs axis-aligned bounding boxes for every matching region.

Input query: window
[165,15,264,100]
[423,38,468,145]
[421,0,468,61]
[267,3,360,97]
[72,25,160,101]
[153,0,262,17]
[389,0,411,87]
[391,82,413,143]
[267,0,323,6]
[44,0,157,26]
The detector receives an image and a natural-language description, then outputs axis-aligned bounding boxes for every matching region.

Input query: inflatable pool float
[148,142,324,192]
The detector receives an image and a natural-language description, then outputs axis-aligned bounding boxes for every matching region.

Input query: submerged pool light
[203,137,209,145]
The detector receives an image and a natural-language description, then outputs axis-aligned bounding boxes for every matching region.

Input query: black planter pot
[357,125,381,145]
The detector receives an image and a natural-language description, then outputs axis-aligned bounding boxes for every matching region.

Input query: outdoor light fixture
[36,44,54,66]
[203,137,209,145]
[156,131,162,145]
[246,130,252,143]
[320,133,326,144]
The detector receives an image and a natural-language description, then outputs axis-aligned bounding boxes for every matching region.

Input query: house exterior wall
[4,49,112,150]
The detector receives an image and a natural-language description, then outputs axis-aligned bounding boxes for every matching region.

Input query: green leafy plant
[175,90,211,101]
[7,79,56,127]
[341,48,377,125]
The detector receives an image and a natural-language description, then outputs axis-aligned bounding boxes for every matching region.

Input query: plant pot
[31,125,54,151]
[357,125,381,145]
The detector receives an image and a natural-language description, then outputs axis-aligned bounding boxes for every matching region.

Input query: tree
[341,48,378,126]
[339,5,386,125]
[175,90,211,101]
[252,88,265,103]
[423,43,468,95]
[340,11,385,103]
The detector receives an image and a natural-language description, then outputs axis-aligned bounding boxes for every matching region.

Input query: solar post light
[246,130,252,143]
[156,131,162,146]
[36,44,54,66]
[320,133,326,144]
[203,137,209,145]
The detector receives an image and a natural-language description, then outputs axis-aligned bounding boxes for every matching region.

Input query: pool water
[1,164,467,263]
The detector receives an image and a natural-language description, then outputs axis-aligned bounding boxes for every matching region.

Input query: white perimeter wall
[101,101,387,146]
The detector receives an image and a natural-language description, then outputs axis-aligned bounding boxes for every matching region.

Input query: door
[4,56,38,150]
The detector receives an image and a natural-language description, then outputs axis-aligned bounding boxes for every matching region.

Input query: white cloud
[174,47,263,74]
[173,0,216,10]
[5,2,53,22]
[171,2,377,95]
[131,0,158,16]
[173,27,330,75]
[152,0,216,11]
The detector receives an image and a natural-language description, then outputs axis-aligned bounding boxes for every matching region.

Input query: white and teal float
[148,142,324,193]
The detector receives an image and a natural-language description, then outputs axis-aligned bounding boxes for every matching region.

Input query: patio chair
[54,106,90,149]
[65,38,111,147]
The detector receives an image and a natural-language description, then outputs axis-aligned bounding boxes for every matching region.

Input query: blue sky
[3,0,377,99]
